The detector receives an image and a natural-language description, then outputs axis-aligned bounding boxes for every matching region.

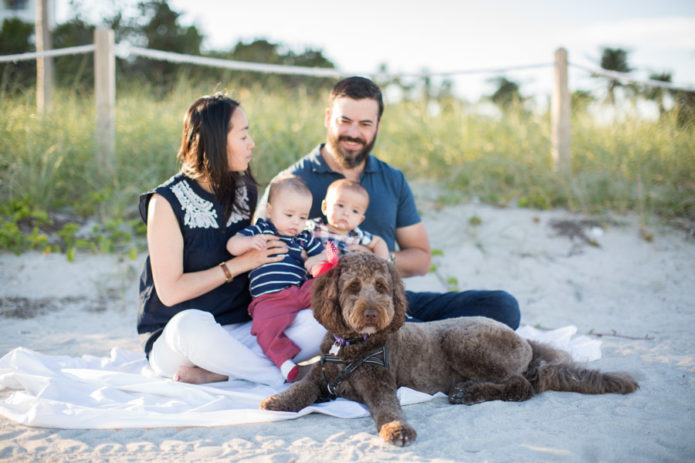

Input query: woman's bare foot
[174,365,228,384]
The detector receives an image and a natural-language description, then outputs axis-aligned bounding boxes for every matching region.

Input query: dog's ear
[387,261,408,332]
[311,265,348,332]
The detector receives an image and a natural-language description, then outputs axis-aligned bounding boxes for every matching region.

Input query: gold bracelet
[219,261,233,283]
[389,252,396,265]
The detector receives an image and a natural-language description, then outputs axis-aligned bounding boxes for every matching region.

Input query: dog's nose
[364,308,378,323]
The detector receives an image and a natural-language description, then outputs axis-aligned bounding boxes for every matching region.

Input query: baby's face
[267,190,312,236]
[322,188,368,234]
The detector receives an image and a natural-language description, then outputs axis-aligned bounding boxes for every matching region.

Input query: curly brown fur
[260,253,639,446]
[311,253,405,340]
[524,340,639,394]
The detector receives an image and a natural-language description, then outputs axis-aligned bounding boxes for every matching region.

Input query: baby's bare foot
[174,366,227,384]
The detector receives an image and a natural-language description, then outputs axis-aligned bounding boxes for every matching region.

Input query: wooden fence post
[94,28,116,170]
[551,48,571,172]
[35,0,53,114]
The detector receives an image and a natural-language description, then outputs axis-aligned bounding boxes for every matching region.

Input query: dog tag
[329,342,341,356]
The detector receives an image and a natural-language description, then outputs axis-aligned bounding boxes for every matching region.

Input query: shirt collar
[256,217,278,234]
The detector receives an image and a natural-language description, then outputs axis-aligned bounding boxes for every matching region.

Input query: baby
[226,175,324,382]
[308,178,389,260]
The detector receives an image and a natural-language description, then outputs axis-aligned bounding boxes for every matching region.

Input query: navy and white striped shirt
[240,218,324,298]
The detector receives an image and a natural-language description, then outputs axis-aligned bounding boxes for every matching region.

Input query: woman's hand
[227,233,273,255]
[233,237,287,272]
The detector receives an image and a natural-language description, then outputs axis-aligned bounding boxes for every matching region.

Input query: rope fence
[570,62,695,93]
[3,29,694,172]
[372,62,555,79]
[126,46,344,78]
[5,43,694,92]
[0,44,95,63]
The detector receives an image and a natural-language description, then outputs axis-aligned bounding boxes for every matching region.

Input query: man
[264,76,520,328]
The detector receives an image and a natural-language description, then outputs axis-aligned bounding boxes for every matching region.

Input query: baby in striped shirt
[226,175,324,382]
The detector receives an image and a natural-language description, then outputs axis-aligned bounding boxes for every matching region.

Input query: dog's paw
[448,381,485,405]
[449,378,534,404]
[502,376,534,402]
[260,394,296,412]
[379,420,417,447]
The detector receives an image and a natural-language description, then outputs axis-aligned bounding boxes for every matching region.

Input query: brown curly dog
[260,252,638,446]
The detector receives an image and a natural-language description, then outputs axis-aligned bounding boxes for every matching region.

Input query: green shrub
[1,81,693,256]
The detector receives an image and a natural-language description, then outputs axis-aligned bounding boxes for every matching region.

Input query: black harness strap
[319,345,389,401]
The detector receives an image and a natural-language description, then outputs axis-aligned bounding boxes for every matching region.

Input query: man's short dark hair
[330,76,384,120]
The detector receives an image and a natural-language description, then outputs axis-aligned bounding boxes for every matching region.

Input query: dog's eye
[347,281,361,292]
[375,281,388,293]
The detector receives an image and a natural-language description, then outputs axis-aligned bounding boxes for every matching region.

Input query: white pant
[149,308,326,386]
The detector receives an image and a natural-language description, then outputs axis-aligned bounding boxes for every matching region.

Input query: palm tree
[597,47,633,105]
[487,76,525,110]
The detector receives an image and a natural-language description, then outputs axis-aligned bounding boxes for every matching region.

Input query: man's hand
[346,244,372,254]
[394,222,431,277]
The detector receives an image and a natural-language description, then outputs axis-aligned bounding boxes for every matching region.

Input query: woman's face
[227,108,255,172]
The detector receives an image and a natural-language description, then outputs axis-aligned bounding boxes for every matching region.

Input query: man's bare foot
[174,365,228,384]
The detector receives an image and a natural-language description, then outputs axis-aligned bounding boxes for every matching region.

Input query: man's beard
[326,131,377,169]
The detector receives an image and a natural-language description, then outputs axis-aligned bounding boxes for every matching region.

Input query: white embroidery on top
[227,185,250,226]
[171,181,219,229]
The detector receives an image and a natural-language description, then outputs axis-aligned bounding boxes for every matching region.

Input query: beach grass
[1,80,693,254]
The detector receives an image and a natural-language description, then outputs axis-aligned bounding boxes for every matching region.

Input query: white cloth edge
[0,325,600,429]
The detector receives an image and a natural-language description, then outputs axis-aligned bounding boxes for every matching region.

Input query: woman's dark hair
[329,76,384,120]
[177,93,256,222]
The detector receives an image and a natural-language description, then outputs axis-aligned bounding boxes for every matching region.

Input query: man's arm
[393,222,431,277]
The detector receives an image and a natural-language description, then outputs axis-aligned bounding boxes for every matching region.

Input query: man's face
[325,97,380,169]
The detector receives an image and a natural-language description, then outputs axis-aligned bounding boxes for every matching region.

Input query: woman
[137,94,325,385]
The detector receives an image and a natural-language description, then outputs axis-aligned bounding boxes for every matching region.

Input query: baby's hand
[249,234,271,250]
[304,251,327,272]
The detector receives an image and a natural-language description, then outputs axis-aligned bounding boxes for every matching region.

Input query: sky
[56,0,695,103]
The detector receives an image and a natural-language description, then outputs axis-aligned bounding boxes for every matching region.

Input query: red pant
[248,279,315,368]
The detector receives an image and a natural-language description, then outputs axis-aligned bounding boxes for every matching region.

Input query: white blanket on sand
[0,325,600,429]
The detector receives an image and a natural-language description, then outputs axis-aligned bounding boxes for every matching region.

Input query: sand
[1,199,694,462]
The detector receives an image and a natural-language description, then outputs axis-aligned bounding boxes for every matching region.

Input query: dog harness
[319,344,390,401]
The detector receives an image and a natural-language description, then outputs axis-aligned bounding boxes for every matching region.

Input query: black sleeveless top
[137,173,257,355]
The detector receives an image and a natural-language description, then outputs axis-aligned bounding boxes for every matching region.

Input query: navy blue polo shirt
[274,144,421,251]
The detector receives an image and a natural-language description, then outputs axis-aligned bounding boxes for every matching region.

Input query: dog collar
[329,334,369,355]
